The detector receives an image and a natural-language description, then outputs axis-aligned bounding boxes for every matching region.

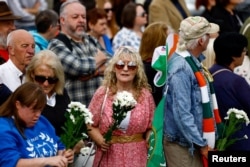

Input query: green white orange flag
[147,33,178,167]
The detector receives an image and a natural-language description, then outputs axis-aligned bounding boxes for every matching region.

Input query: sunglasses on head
[104,8,113,13]
[137,12,147,17]
[115,60,137,71]
[34,75,58,84]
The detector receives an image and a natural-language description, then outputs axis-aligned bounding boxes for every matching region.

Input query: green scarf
[179,51,223,149]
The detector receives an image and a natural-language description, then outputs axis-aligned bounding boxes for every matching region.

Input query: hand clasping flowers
[216,108,250,151]
[103,91,137,142]
[61,101,94,149]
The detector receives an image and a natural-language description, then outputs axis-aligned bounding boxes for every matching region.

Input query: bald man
[0,29,35,91]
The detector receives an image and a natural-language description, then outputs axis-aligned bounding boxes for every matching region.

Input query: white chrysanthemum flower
[69,114,75,124]
[115,91,137,108]
[62,101,94,149]
[226,108,250,126]
[69,101,80,108]
[79,104,87,112]
[85,116,94,124]
[235,114,244,119]
[217,108,249,151]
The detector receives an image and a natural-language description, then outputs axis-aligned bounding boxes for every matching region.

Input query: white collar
[46,92,56,107]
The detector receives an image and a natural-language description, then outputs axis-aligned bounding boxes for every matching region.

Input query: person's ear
[48,25,53,31]
[199,36,207,45]
[88,22,94,30]
[15,100,21,110]
[198,37,203,45]
[60,16,65,25]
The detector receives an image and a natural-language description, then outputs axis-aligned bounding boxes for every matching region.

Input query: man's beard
[68,25,86,39]
[0,34,7,49]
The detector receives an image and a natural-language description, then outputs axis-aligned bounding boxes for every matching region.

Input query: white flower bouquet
[61,101,94,149]
[216,108,250,151]
[103,91,137,142]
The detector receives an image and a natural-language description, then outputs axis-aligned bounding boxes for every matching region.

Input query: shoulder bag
[74,88,109,167]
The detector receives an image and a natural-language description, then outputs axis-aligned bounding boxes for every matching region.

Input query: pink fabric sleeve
[88,86,106,127]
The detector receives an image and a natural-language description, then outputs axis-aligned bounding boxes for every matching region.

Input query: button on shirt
[0,60,24,91]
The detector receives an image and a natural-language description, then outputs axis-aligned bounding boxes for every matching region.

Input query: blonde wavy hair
[102,46,151,100]
[25,50,65,95]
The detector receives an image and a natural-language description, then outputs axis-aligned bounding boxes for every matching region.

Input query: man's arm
[48,39,97,77]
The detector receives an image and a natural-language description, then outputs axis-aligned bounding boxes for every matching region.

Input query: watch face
[147,128,166,166]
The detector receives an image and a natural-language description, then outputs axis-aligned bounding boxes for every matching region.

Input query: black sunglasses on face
[104,8,113,13]
[115,60,137,71]
[34,75,58,84]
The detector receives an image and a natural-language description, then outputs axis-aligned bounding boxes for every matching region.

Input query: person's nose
[123,64,129,71]
[34,111,41,117]
[43,79,50,86]
[27,45,35,54]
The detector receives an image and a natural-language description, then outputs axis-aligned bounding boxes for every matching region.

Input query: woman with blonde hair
[25,50,84,156]
[87,46,155,167]
[25,50,69,137]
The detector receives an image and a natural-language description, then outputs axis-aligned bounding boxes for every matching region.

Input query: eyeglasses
[104,8,113,13]
[115,60,137,71]
[34,75,58,84]
[137,12,147,17]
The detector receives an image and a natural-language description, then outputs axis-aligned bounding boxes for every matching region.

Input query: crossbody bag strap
[211,68,231,77]
[83,87,109,164]
[100,87,109,120]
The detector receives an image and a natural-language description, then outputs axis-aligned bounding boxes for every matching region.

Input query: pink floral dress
[88,86,155,167]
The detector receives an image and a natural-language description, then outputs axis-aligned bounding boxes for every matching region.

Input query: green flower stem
[217,138,228,151]
[74,117,85,136]
[216,113,246,151]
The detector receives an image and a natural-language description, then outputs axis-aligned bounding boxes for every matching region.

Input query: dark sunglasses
[137,12,147,17]
[115,60,137,71]
[104,8,113,13]
[34,75,58,84]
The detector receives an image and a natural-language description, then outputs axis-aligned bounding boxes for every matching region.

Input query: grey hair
[177,33,209,51]
[6,31,14,46]
[60,0,83,17]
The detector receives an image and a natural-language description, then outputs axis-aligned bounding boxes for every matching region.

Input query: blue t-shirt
[102,35,114,56]
[0,115,65,166]
[29,30,49,53]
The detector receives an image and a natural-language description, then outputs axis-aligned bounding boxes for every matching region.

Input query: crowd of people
[0,0,250,167]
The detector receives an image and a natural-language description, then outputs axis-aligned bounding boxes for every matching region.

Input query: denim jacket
[163,51,207,155]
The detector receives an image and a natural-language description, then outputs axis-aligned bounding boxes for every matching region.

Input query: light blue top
[30,31,48,53]
[163,52,208,154]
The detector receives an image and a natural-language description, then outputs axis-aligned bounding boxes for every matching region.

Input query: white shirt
[46,93,56,107]
[0,60,24,91]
